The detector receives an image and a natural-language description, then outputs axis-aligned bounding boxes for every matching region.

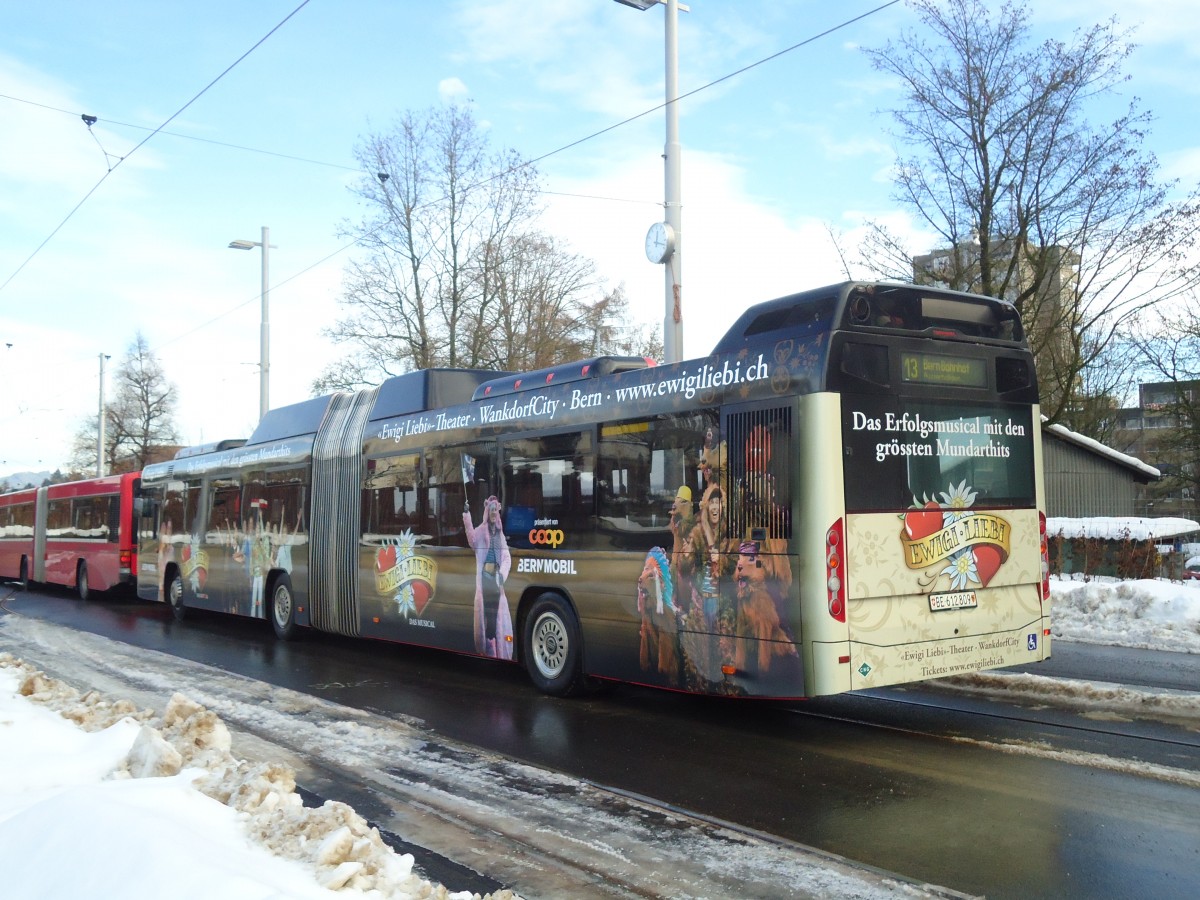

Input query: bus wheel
[167,572,187,622]
[270,573,297,640]
[523,593,583,697]
[76,562,90,602]
[18,558,28,591]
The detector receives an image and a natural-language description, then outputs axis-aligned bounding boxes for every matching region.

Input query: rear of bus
[42,472,141,595]
[814,283,1050,693]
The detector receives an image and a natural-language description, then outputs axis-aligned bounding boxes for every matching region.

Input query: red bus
[0,472,141,599]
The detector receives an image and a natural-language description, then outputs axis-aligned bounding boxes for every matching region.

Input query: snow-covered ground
[1051,574,1200,654]
[0,574,1197,899]
[0,656,507,900]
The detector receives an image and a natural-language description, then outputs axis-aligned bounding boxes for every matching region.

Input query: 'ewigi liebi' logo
[374,529,437,618]
[900,481,1011,589]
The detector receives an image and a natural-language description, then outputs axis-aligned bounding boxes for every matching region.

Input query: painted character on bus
[677,483,738,689]
[738,424,786,537]
[668,484,695,612]
[463,495,514,659]
[247,502,271,617]
[637,547,679,685]
[157,519,175,602]
[698,425,727,492]
[683,484,734,627]
[732,539,797,675]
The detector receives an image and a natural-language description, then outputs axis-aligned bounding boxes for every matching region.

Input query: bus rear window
[842,396,1036,513]
[843,286,1023,341]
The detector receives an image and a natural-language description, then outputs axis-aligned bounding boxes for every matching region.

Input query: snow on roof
[1047,516,1200,540]
[1043,419,1160,479]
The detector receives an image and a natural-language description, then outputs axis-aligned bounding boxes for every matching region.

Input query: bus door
[135,487,161,599]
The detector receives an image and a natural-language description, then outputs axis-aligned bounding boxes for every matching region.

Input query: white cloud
[437,76,469,104]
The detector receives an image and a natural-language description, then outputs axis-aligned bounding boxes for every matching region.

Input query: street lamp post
[615,0,686,364]
[228,226,274,421]
[97,352,110,477]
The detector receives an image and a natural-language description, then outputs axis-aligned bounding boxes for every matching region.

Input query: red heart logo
[973,545,1003,587]
[376,546,397,572]
[411,581,432,615]
[904,501,943,541]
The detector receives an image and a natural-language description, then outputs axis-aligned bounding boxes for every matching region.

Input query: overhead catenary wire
[0,1,904,444]
[0,0,313,297]
[151,1,907,352]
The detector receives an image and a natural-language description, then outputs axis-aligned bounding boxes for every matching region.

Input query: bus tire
[167,571,187,622]
[522,593,584,697]
[270,573,297,640]
[18,558,29,591]
[76,562,90,602]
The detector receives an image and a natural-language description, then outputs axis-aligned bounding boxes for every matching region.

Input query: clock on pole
[644,221,675,264]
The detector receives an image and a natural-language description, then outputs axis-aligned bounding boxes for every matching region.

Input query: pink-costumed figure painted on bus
[463,495,514,659]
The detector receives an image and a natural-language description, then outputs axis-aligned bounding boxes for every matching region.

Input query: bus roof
[712,281,1025,355]
[472,356,653,401]
[371,368,508,421]
[226,368,511,449]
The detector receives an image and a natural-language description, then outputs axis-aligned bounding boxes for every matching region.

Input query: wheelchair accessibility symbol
[1027,633,1038,651]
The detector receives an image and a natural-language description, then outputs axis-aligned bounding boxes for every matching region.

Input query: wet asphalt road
[3,586,1199,899]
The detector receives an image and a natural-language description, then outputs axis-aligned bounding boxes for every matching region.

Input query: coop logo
[528,528,566,548]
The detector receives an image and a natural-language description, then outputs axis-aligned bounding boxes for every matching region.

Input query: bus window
[501,431,594,548]
[842,395,1036,512]
[207,478,241,550]
[363,454,420,537]
[242,467,307,550]
[3,502,35,537]
[426,443,495,547]
[184,485,204,541]
[597,411,711,551]
[46,499,70,537]
[104,495,121,543]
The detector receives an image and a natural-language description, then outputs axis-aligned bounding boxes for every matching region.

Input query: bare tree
[473,236,660,369]
[317,105,650,393]
[71,333,179,472]
[1125,303,1200,503]
[859,0,1200,427]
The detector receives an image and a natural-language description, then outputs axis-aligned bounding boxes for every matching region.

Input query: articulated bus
[135,281,1050,698]
[0,471,142,599]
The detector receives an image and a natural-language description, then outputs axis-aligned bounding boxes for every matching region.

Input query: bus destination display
[901,352,987,388]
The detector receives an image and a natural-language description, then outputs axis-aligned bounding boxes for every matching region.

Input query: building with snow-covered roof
[1042,421,1159,518]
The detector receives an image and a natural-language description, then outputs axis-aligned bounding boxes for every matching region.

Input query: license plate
[929,590,978,611]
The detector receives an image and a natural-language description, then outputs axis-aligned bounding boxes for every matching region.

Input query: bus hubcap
[274,588,290,623]
[534,614,567,677]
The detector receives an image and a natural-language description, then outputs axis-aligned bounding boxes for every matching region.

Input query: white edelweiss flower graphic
[395,583,416,617]
[940,480,978,524]
[398,528,417,556]
[941,548,979,590]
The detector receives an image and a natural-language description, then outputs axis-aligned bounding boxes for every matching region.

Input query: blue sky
[2,0,1198,475]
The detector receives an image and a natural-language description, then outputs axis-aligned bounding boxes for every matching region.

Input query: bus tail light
[826,519,846,622]
[1039,512,1050,601]
[119,549,133,576]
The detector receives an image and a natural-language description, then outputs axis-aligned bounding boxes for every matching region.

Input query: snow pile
[937,669,1200,731]
[0,653,520,900]
[1051,576,1200,653]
